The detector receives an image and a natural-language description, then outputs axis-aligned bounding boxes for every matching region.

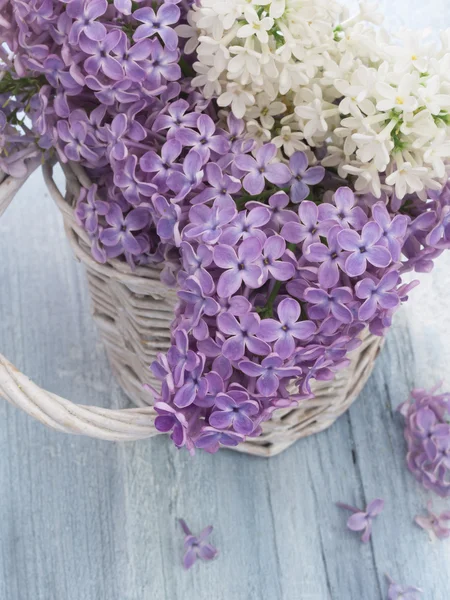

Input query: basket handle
[0,165,159,442]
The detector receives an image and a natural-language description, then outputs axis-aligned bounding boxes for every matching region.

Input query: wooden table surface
[1,4,450,599]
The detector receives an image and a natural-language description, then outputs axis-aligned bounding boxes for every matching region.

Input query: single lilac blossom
[372,201,409,262]
[180,242,214,293]
[217,312,270,360]
[355,271,400,320]
[168,329,199,388]
[235,144,291,195]
[209,390,259,434]
[338,222,392,277]
[259,235,295,284]
[337,498,384,543]
[179,519,218,569]
[192,163,242,206]
[145,39,181,88]
[173,354,207,408]
[175,114,230,161]
[114,155,156,204]
[305,225,347,288]
[259,298,316,359]
[415,500,450,540]
[140,139,183,188]
[154,402,188,447]
[112,36,153,82]
[319,187,367,229]
[219,206,270,246]
[386,575,422,600]
[239,354,303,396]
[195,427,243,453]
[177,277,220,327]
[133,5,180,50]
[184,199,237,244]
[153,99,199,136]
[289,151,325,203]
[100,204,150,255]
[79,31,123,80]
[281,201,334,250]
[304,287,354,324]
[214,238,263,297]
[67,0,107,44]
[75,185,109,234]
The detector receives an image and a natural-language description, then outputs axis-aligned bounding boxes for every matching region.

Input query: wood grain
[1,3,450,597]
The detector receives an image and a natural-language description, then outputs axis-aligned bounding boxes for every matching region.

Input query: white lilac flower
[185,0,450,198]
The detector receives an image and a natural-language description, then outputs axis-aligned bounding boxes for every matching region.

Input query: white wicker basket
[0,162,384,456]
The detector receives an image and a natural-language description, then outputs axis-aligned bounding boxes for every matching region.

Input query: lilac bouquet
[1,0,450,453]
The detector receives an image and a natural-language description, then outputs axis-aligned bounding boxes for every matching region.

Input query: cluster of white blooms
[178,0,450,199]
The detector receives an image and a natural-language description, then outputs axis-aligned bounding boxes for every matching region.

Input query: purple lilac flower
[281,201,333,250]
[214,238,263,297]
[153,99,199,135]
[217,312,270,360]
[167,329,199,387]
[192,163,242,206]
[75,184,109,234]
[179,519,218,569]
[338,223,392,277]
[167,150,204,200]
[57,119,99,163]
[152,195,181,245]
[114,155,157,204]
[177,276,220,327]
[259,298,316,359]
[209,390,259,434]
[99,203,150,255]
[179,242,214,292]
[154,401,188,447]
[415,500,450,540]
[289,151,325,203]
[305,225,347,288]
[133,5,180,50]
[235,144,291,195]
[173,354,208,408]
[175,114,230,161]
[386,575,422,600]
[112,34,153,82]
[79,31,123,80]
[67,0,107,44]
[145,40,181,88]
[355,271,400,320]
[259,235,295,283]
[372,201,409,261]
[319,187,367,229]
[239,354,303,396]
[304,287,354,323]
[427,205,450,247]
[184,199,236,244]
[398,384,450,497]
[195,427,244,453]
[337,498,384,543]
[219,206,270,245]
[140,139,183,188]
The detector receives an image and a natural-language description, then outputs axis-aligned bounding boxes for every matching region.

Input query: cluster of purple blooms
[399,384,450,497]
[1,1,450,453]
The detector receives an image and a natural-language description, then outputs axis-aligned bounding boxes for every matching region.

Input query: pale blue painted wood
[1,3,450,599]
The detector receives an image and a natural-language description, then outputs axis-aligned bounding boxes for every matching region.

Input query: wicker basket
[0,162,384,457]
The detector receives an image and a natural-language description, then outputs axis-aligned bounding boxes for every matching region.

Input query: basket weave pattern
[43,162,383,456]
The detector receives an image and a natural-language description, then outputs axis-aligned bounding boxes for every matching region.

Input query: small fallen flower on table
[415,500,450,540]
[386,574,422,599]
[336,498,384,543]
[179,519,219,569]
